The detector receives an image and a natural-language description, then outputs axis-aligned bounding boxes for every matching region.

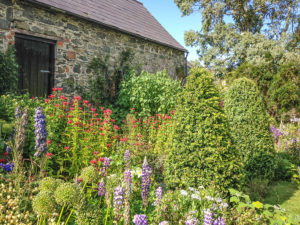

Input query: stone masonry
[0,0,185,94]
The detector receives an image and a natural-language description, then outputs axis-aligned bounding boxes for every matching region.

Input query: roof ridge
[128,0,143,5]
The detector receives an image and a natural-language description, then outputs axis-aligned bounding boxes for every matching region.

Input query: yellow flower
[252,201,263,209]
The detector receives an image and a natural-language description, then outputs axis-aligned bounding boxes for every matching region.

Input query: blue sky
[138,0,201,61]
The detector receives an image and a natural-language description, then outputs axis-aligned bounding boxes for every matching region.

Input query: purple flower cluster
[98,181,105,196]
[124,170,132,185]
[185,218,199,225]
[114,186,124,211]
[101,157,111,176]
[154,186,163,206]
[141,157,151,207]
[133,214,148,225]
[124,150,131,162]
[34,107,48,157]
[159,222,169,225]
[0,162,14,172]
[5,146,12,153]
[213,217,225,225]
[203,209,213,225]
[15,106,22,119]
[270,125,282,137]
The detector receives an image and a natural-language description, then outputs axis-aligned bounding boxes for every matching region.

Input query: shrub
[164,68,241,192]
[0,46,19,95]
[117,70,182,118]
[224,77,275,181]
[226,62,300,120]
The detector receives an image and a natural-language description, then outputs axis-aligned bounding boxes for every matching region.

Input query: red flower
[135,142,140,146]
[57,87,63,91]
[64,146,70,150]
[94,113,98,117]
[133,125,137,128]
[96,118,101,121]
[111,119,116,123]
[101,133,105,136]
[98,158,104,162]
[67,115,72,118]
[91,108,96,112]
[107,144,112,147]
[113,125,120,130]
[62,101,68,106]
[49,94,55,99]
[131,108,135,111]
[122,120,126,123]
[138,134,142,138]
[68,120,73,124]
[46,140,51,145]
[52,88,57,92]
[44,99,50,103]
[83,100,88,105]
[70,107,75,111]
[100,107,104,110]
[55,104,60,108]
[31,97,37,100]
[3,152,8,156]
[93,151,98,155]
[0,158,6,163]
[46,152,53,158]
[116,135,120,139]
[75,122,80,126]
[120,137,128,142]
[99,127,103,131]
[74,96,81,101]
[59,114,64,118]
[104,120,109,124]
[90,159,97,165]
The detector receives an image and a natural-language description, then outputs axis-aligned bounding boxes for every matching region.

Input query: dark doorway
[15,33,55,97]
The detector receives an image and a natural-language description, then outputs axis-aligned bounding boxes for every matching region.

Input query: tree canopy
[175,0,300,77]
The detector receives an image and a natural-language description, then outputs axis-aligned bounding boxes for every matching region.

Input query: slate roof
[28,0,186,51]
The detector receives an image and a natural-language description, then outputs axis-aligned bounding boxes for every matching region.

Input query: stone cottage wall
[0,0,185,94]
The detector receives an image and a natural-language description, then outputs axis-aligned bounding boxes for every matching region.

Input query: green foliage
[229,188,296,224]
[227,62,300,120]
[38,177,63,192]
[0,46,19,95]
[224,78,276,181]
[117,70,182,118]
[75,202,103,225]
[164,68,241,192]
[76,49,136,106]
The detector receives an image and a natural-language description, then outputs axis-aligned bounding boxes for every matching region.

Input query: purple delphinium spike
[154,186,163,206]
[100,157,111,177]
[203,209,213,225]
[98,181,105,196]
[141,157,151,207]
[114,186,124,222]
[0,162,14,172]
[133,214,148,225]
[34,107,48,157]
[124,170,132,186]
[5,146,12,154]
[185,218,199,225]
[15,106,22,119]
[103,157,111,167]
[213,217,225,225]
[124,150,131,169]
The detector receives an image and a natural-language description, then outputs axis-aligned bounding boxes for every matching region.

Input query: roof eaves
[26,0,187,52]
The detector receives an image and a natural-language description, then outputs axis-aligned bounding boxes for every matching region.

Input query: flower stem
[65,209,74,225]
[57,204,65,225]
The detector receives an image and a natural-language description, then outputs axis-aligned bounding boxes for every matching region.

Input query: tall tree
[175,0,300,77]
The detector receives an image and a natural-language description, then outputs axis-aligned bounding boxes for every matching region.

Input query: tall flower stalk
[34,107,48,157]
[141,157,151,207]
[114,185,124,223]
[124,150,131,225]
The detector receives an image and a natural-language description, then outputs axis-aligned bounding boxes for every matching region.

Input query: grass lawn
[263,181,300,222]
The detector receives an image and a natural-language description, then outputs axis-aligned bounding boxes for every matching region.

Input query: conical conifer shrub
[164,68,241,191]
[224,77,275,180]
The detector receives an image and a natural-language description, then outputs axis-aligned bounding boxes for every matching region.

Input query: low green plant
[117,70,182,118]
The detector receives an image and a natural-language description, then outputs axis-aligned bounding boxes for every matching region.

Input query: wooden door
[15,34,55,97]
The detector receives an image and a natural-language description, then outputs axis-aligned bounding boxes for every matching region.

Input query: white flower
[191,194,201,200]
[198,186,204,189]
[180,190,188,196]
[188,187,195,192]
